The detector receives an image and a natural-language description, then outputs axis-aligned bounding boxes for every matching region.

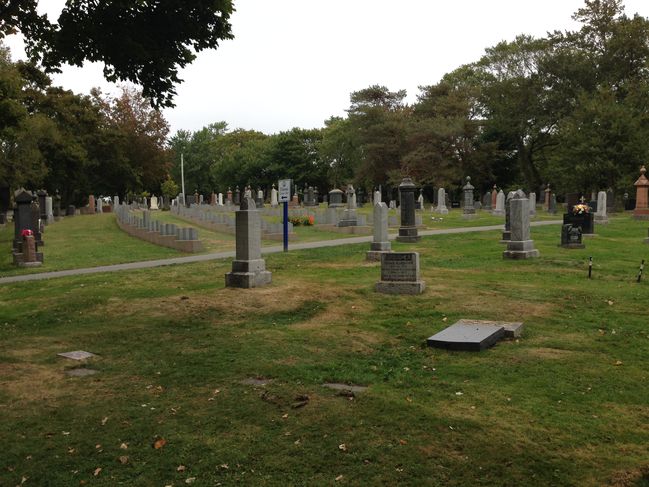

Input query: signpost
[279,179,291,252]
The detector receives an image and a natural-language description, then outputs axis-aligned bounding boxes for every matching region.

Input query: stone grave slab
[57,350,96,361]
[65,368,98,377]
[427,322,505,351]
[322,383,368,394]
[454,319,524,339]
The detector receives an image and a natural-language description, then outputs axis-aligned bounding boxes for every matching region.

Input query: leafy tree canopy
[0,0,234,107]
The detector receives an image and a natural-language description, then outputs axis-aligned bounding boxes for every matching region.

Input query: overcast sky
[5,0,649,135]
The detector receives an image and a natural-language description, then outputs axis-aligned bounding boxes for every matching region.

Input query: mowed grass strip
[0,216,647,486]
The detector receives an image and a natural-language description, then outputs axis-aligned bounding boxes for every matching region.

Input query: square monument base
[396,227,420,243]
[375,280,425,295]
[427,322,505,351]
[503,240,539,259]
[225,270,272,288]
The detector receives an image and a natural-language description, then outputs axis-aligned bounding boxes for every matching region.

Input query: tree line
[2,0,648,206]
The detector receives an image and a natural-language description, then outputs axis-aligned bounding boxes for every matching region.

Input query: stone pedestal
[367,202,391,261]
[503,190,539,259]
[225,198,272,288]
[462,176,475,218]
[396,177,420,242]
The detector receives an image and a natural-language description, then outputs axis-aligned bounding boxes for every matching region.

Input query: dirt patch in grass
[0,362,66,403]
[608,466,649,487]
[524,347,576,360]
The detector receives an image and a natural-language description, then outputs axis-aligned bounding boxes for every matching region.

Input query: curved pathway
[0,220,560,285]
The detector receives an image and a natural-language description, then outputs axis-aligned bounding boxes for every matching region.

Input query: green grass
[0,214,178,277]
[1,214,648,485]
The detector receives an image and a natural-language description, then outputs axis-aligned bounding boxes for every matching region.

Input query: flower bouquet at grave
[571,204,590,215]
[288,216,314,226]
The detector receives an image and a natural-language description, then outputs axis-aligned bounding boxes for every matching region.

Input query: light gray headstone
[367,202,391,260]
[436,188,448,214]
[503,190,539,259]
[595,191,608,223]
[528,192,536,216]
[492,190,505,216]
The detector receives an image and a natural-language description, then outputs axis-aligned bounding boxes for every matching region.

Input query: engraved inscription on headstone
[381,253,417,282]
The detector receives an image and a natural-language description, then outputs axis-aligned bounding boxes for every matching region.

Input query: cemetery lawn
[1,216,648,486]
[0,214,178,277]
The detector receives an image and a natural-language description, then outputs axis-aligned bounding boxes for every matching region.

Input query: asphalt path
[0,220,561,285]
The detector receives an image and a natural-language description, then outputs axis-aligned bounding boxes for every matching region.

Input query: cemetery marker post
[279,179,291,252]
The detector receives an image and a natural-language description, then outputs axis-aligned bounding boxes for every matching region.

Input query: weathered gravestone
[483,191,492,210]
[13,189,38,250]
[338,185,358,227]
[529,192,536,217]
[375,252,425,295]
[149,195,159,210]
[594,191,608,224]
[396,177,420,242]
[45,196,54,224]
[492,190,505,216]
[256,188,265,208]
[367,202,391,261]
[234,186,241,206]
[561,224,585,249]
[270,184,278,207]
[500,191,515,242]
[427,319,523,351]
[462,176,475,218]
[328,188,344,208]
[503,190,539,259]
[633,166,649,220]
[225,198,272,288]
[436,188,448,214]
[13,232,43,267]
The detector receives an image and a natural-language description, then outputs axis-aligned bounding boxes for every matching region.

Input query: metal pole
[588,256,593,279]
[283,201,289,252]
[180,153,186,204]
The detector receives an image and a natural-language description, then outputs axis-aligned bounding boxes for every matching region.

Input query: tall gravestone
[375,252,425,295]
[491,185,498,209]
[45,196,54,224]
[492,190,505,216]
[416,190,424,210]
[270,184,278,207]
[339,185,358,227]
[633,166,649,220]
[367,202,391,261]
[544,184,551,211]
[436,187,448,214]
[549,194,557,214]
[483,191,492,210]
[37,190,48,222]
[234,186,241,206]
[256,188,264,208]
[462,177,475,217]
[13,189,36,250]
[88,194,95,213]
[225,198,272,288]
[529,192,536,217]
[503,190,539,259]
[396,177,419,242]
[501,191,515,242]
[594,191,608,224]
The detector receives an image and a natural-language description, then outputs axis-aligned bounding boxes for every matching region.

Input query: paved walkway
[0,220,561,285]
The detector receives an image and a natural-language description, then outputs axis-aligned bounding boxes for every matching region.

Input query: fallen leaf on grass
[399,439,408,445]
[335,474,344,481]
[185,477,196,484]
[177,465,186,472]
[120,443,128,450]
[614,360,623,366]
[338,443,347,451]
[118,456,128,465]
[101,417,108,426]
[153,438,167,449]
[93,467,102,476]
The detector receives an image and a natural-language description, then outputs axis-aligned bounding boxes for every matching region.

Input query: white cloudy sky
[5,0,649,135]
